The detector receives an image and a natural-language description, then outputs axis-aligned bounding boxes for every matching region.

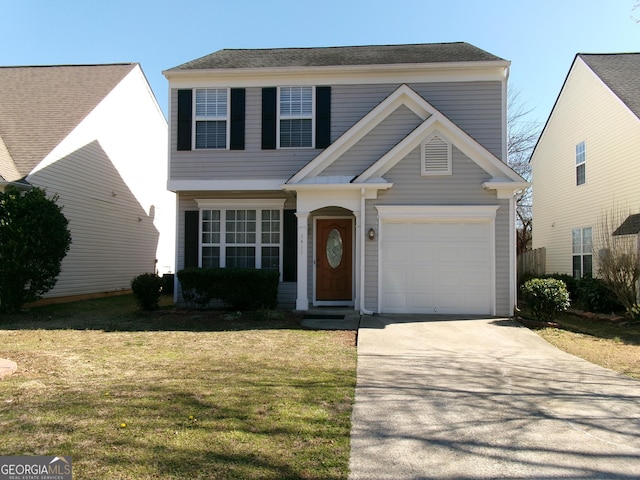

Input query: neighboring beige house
[164,43,527,316]
[0,64,175,300]
[531,53,640,278]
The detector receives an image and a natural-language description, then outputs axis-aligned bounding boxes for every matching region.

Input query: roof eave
[163,60,510,79]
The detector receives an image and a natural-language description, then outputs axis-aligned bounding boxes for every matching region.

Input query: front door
[316,218,353,302]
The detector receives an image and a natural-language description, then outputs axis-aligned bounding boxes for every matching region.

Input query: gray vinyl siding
[169,81,503,181]
[362,146,511,315]
[28,141,159,298]
[322,105,423,177]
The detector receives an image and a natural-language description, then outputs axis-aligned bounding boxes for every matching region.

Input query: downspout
[360,187,375,315]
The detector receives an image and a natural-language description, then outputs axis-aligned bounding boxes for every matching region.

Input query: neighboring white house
[531,53,640,278]
[164,43,527,316]
[0,63,175,300]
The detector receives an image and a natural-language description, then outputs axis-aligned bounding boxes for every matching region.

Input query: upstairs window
[421,133,452,176]
[279,86,313,148]
[576,141,586,185]
[195,88,228,149]
[572,227,592,279]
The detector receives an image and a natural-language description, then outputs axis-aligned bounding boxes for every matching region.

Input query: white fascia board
[164,62,509,88]
[288,84,431,184]
[167,179,287,191]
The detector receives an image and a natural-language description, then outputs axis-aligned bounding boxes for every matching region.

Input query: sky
[1,0,638,129]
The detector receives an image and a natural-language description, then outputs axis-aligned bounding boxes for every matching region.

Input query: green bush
[576,276,622,313]
[177,268,279,311]
[131,273,163,311]
[520,278,570,321]
[177,268,220,308]
[0,187,71,312]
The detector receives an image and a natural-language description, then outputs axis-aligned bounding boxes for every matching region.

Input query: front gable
[286,84,526,198]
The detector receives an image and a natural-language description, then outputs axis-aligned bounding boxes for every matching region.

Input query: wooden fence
[517,247,546,281]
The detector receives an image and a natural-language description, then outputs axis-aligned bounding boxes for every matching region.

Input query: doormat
[302,314,345,320]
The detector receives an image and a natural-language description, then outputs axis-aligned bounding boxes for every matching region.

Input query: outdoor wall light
[368,228,376,240]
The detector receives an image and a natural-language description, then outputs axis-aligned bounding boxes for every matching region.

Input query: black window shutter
[282,210,297,282]
[315,86,331,149]
[262,87,277,149]
[230,88,245,150]
[184,210,199,268]
[177,90,192,151]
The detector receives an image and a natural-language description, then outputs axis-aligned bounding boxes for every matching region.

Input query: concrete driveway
[349,315,640,479]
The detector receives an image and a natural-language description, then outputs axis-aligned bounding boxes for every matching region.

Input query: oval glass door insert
[326,228,343,268]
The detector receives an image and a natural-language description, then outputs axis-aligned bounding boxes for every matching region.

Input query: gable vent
[422,134,451,176]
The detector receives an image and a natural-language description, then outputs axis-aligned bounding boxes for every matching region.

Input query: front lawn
[0,296,357,479]
[522,310,640,380]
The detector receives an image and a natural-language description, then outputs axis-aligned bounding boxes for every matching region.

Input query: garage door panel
[381,219,492,315]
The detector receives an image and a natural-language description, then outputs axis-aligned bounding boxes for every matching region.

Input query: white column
[295,212,309,310]
[353,210,362,310]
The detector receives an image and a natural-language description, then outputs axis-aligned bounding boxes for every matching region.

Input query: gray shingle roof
[613,213,640,236]
[579,53,640,119]
[167,42,505,71]
[0,63,136,181]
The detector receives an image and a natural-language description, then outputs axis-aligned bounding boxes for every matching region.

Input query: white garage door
[380,221,493,314]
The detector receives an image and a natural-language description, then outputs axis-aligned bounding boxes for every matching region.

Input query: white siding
[532,58,640,275]
[27,66,175,298]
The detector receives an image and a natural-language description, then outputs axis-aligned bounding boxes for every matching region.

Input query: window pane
[196,89,227,117]
[572,229,581,254]
[196,121,226,149]
[226,247,255,269]
[202,210,221,244]
[582,227,592,253]
[261,247,280,270]
[576,141,585,165]
[202,247,220,268]
[576,163,586,185]
[583,255,593,278]
[280,86,312,117]
[573,255,582,279]
[280,119,312,147]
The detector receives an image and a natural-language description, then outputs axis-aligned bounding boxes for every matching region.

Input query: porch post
[295,212,309,310]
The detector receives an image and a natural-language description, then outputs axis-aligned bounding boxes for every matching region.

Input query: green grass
[0,296,357,479]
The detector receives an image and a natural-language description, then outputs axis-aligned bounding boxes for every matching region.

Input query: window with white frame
[195,88,228,149]
[421,133,452,175]
[279,86,313,148]
[576,141,586,185]
[199,204,282,273]
[572,227,592,278]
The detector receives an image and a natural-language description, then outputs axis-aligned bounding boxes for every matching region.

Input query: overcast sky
[2,0,638,127]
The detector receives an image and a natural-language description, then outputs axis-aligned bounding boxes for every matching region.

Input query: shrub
[545,273,578,301]
[131,273,163,311]
[520,278,570,321]
[576,276,622,313]
[0,187,71,312]
[177,268,279,310]
[176,268,220,308]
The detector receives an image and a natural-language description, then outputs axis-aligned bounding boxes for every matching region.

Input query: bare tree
[594,206,640,316]
[507,88,540,255]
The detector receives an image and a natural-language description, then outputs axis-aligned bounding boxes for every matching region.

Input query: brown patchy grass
[0,296,357,479]
[524,310,640,380]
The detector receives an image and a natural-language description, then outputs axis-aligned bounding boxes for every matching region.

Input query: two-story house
[531,53,640,278]
[0,63,175,302]
[164,43,527,316]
